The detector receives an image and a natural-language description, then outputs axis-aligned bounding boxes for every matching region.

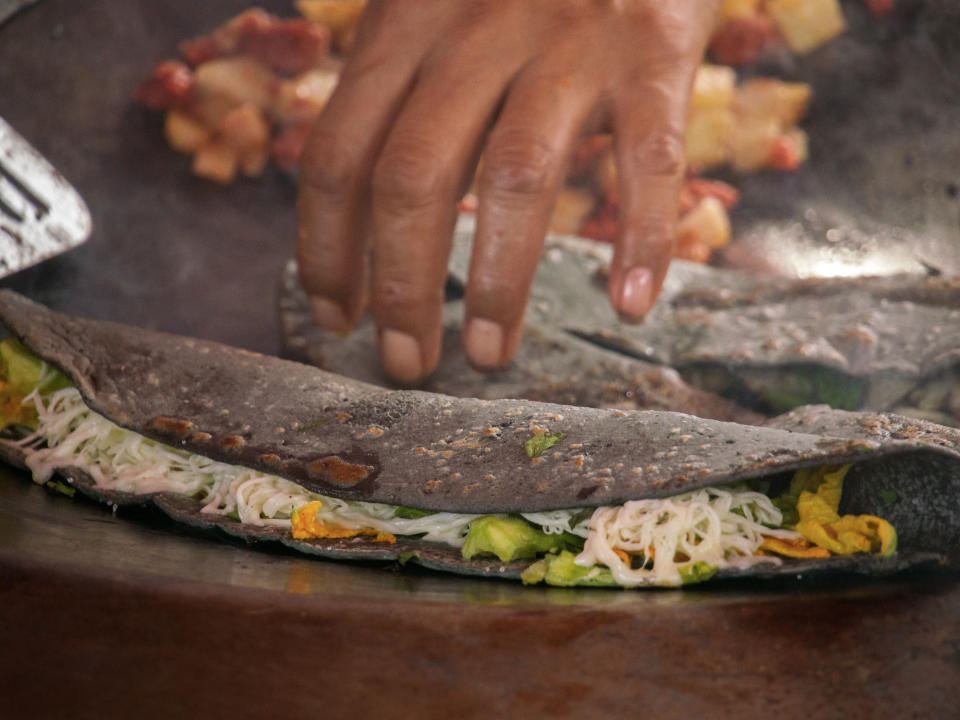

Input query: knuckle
[620,214,676,256]
[634,6,700,61]
[627,129,686,178]
[372,135,452,211]
[299,128,360,198]
[371,276,442,315]
[481,129,558,199]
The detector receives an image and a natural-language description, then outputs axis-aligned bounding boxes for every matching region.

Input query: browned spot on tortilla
[450,436,481,448]
[306,456,372,488]
[840,326,878,346]
[577,485,599,500]
[336,412,352,422]
[219,434,246,449]
[152,417,193,437]
[190,431,212,442]
[260,453,281,464]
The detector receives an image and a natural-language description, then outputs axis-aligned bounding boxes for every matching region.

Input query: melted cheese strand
[519,510,591,537]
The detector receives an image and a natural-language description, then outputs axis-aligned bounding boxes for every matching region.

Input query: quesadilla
[1,290,958,587]
[440,230,960,426]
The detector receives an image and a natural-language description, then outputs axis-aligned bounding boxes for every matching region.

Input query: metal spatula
[0,0,39,25]
[0,117,91,279]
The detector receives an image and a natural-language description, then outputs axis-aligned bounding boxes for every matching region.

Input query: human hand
[297,0,720,384]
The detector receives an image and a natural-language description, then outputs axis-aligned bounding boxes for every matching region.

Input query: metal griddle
[1,1,959,717]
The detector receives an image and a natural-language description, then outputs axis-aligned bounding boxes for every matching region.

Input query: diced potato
[674,238,712,264]
[296,0,366,51]
[271,66,340,124]
[549,187,597,236]
[767,0,846,54]
[192,139,239,183]
[691,64,737,113]
[240,146,270,177]
[677,197,731,250]
[219,103,270,177]
[194,57,275,113]
[164,110,210,154]
[296,0,366,32]
[686,108,734,169]
[721,0,762,19]
[735,78,812,127]
[727,117,780,172]
[219,103,270,153]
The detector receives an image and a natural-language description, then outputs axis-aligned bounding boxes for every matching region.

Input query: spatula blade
[0,117,92,278]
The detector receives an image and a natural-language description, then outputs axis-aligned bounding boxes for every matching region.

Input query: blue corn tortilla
[1,289,958,582]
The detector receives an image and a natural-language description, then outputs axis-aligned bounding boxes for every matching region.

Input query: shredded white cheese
[577,488,800,586]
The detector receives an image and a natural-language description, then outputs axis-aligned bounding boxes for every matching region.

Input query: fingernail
[617,266,654,321]
[310,297,351,334]
[464,317,505,370]
[380,329,424,384]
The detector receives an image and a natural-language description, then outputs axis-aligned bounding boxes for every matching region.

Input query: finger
[368,33,531,384]
[608,70,696,322]
[464,64,599,370]
[296,4,435,333]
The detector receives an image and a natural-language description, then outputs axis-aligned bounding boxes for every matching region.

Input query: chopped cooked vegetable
[291,501,397,544]
[45,480,76,498]
[462,516,573,563]
[522,551,617,587]
[777,465,898,557]
[525,432,565,459]
[0,338,70,430]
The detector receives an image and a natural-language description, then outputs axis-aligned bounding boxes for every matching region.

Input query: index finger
[608,71,696,322]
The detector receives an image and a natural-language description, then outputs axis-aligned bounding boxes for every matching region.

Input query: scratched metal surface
[1,1,959,718]
[0,116,92,277]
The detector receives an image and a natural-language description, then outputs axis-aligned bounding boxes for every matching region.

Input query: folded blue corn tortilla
[1,290,958,587]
